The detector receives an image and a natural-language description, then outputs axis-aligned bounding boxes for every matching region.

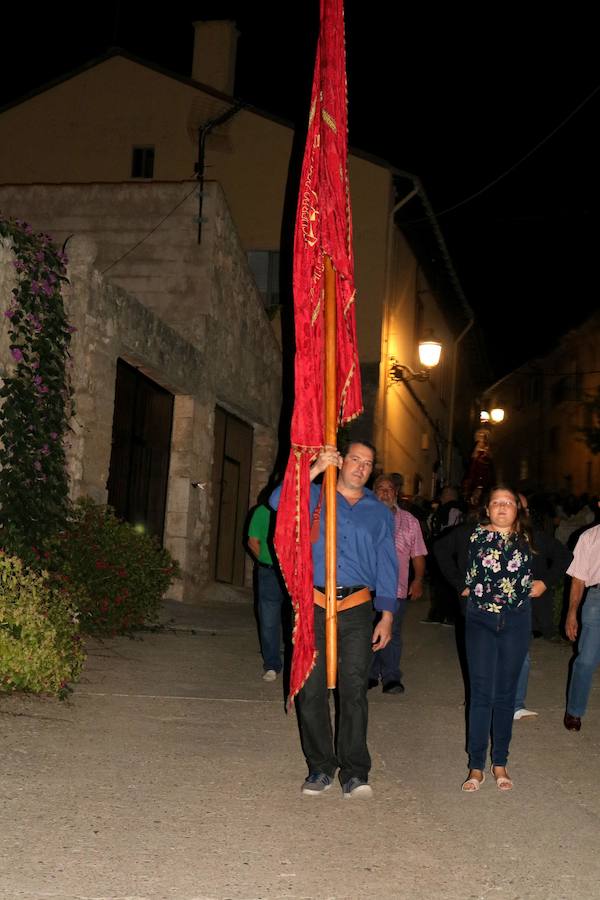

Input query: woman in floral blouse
[460,486,537,793]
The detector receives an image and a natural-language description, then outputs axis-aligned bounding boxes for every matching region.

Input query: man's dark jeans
[257,566,286,673]
[465,598,531,770]
[370,598,406,685]
[297,602,373,784]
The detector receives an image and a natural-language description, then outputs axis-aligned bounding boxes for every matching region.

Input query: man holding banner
[271,441,397,797]
[272,0,396,797]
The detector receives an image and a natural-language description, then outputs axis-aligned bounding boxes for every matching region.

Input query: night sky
[2,1,599,378]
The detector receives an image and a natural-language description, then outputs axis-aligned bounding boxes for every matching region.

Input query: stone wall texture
[0,183,282,599]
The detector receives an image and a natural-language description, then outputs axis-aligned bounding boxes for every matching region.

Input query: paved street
[1,585,600,900]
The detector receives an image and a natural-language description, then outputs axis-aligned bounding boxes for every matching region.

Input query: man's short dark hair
[341,438,377,460]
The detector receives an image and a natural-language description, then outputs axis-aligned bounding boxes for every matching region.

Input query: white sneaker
[513,708,538,720]
[262,669,277,682]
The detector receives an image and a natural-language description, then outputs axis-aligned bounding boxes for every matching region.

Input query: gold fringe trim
[287,650,318,709]
[338,359,360,423]
[340,406,364,426]
[343,288,356,317]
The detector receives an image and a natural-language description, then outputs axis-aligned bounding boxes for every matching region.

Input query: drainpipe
[196,101,243,244]
[446,316,474,483]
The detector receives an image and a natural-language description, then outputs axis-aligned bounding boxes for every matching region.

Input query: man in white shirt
[563,505,600,731]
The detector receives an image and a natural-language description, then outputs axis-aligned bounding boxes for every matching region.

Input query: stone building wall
[0,183,282,599]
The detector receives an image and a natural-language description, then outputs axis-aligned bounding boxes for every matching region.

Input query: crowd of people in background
[245,445,600,796]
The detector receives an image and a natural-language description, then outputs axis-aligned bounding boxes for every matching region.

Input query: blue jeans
[370,598,407,684]
[567,587,600,717]
[465,599,531,770]
[257,566,286,673]
[297,603,373,784]
[514,652,531,711]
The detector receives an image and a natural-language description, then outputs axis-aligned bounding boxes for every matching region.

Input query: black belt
[314,584,368,600]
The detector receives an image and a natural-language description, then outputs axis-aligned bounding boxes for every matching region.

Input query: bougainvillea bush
[49,499,180,637]
[0,553,85,696]
[0,216,74,559]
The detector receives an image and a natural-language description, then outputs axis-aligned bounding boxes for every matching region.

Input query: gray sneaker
[301,772,334,795]
[342,777,373,799]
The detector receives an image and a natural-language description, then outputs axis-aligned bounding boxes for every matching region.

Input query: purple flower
[30,281,41,295]
[67,325,77,333]
[35,251,45,262]
[40,444,50,455]
[41,280,53,297]
[38,385,49,394]
[50,432,58,440]
[31,360,40,370]
[33,460,42,471]
[11,259,25,272]
[10,348,23,362]
[4,308,15,319]
[34,375,42,385]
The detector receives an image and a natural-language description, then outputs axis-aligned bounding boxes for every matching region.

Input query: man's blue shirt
[270,482,398,613]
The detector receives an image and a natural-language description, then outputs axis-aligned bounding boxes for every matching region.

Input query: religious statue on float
[462,427,496,513]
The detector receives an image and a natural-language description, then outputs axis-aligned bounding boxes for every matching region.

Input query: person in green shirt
[247,501,288,682]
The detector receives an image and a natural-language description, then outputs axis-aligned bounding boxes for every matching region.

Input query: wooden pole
[324,255,338,689]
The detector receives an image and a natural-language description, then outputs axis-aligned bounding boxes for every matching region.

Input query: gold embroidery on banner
[300,154,318,250]
[308,100,316,127]
[321,109,337,133]
[311,290,322,327]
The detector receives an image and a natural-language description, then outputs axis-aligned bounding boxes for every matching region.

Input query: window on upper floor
[247,250,280,312]
[131,146,155,179]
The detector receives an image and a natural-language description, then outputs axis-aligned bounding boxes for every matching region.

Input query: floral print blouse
[465,525,533,613]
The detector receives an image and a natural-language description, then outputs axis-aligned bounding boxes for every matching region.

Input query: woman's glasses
[489,499,516,508]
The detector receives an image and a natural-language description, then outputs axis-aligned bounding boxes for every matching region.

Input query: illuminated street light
[389,336,443,385]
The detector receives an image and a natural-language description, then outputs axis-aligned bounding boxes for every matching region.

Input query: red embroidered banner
[274,0,362,703]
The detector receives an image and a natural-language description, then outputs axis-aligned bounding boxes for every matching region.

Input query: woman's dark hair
[482,484,537,552]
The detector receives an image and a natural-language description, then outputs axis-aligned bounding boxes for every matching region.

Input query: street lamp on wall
[480,407,505,424]
[389,337,443,384]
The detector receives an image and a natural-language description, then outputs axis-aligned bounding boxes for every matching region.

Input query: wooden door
[209,406,253,585]
[107,359,174,542]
